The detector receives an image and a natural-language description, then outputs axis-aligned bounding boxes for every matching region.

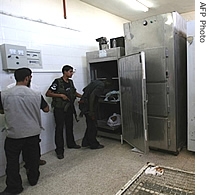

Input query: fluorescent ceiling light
[136,0,149,12]
[121,0,149,12]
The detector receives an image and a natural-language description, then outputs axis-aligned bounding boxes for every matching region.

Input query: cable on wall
[0,11,80,32]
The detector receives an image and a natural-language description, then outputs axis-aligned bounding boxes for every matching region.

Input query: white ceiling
[80,0,195,21]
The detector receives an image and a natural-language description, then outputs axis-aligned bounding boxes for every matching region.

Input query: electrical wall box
[1,44,28,70]
[26,49,42,69]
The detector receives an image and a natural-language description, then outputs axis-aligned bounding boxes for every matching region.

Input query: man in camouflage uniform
[79,78,112,149]
[46,65,82,159]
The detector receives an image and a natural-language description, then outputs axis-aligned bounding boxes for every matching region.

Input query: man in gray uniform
[0,68,49,195]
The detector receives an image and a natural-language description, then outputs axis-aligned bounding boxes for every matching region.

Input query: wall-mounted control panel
[1,44,43,70]
[1,44,28,70]
[26,49,42,69]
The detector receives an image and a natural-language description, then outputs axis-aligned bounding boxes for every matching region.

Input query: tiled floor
[0,137,195,195]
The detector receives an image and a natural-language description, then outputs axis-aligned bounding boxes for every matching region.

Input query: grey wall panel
[187,21,195,152]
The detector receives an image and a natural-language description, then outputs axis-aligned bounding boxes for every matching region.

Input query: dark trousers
[4,135,40,194]
[22,138,41,169]
[54,108,76,155]
[82,114,99,148]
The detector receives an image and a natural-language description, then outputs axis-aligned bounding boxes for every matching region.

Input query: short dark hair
[62,65,73,74]
[14,68,32,82]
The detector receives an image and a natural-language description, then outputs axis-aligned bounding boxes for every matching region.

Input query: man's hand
[60,94,68,100]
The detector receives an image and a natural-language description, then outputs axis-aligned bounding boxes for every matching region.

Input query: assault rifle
[64,92,79,122]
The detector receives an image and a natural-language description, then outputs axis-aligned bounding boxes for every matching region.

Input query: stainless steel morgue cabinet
[86,47,125,143]
[122,12,187,154]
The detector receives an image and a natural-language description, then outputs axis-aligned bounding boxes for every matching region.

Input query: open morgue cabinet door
[119,52,149,154]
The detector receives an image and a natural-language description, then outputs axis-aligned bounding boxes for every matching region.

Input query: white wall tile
[0,0,128,177]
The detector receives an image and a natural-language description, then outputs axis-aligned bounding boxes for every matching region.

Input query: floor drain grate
[116,163,195,195]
